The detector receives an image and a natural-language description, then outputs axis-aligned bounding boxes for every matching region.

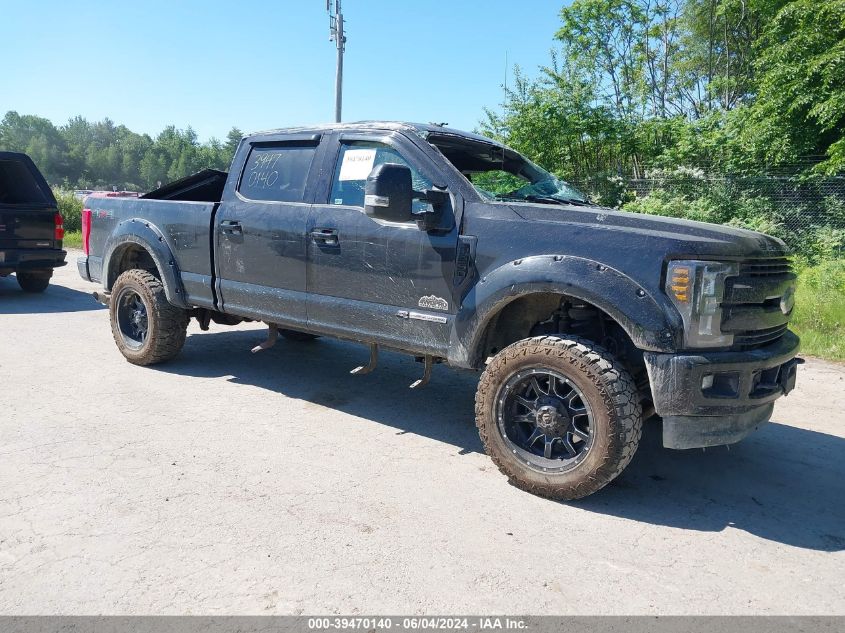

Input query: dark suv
[0,152,66,292]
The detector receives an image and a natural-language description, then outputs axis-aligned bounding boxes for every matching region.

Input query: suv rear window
[238,143,317,203]
[0,159,52,206]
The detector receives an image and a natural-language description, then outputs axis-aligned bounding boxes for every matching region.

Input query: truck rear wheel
[110,269,188,366]
[475,336,642,500]
[16,270,52,293]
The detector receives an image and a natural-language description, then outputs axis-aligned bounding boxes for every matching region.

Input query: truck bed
[82,169,232,306]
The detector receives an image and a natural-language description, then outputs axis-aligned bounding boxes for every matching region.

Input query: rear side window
[0,159,52,206]
[238,143,317,202]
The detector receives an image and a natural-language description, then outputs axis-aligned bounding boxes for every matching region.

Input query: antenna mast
[327,0,346,122]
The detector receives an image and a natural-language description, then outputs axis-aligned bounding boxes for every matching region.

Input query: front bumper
[0,248,66,274]
[644,331,801,449]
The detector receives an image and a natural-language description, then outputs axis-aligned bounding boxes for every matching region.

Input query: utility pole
[328,0,346,122]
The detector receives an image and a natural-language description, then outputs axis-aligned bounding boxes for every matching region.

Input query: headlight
[665,260,739,348]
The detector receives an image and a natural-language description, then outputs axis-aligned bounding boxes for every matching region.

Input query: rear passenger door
[215,136,321,326]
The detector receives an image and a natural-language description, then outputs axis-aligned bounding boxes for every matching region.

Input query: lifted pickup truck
[0,152,66,291]
[78,122,801,499]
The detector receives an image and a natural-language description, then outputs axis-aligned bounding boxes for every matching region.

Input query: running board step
[410,355,434,389]
[351,343,379,375]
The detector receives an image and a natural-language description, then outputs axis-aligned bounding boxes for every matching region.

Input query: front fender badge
[418,295,449,311]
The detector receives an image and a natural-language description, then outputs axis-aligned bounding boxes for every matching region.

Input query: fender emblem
[418,295,449,311]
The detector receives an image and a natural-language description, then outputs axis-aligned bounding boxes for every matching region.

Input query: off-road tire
[110,269,188,366]
[279,329,319,342]
[16,270,52,293]
[475,336,642,500]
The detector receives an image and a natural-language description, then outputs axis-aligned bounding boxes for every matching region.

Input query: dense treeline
[2,0,843,191]
[0,111,242,191]
[481,0,845,181]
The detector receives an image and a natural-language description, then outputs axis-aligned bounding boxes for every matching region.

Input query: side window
[329,141,432,214]
[238,143,317,202]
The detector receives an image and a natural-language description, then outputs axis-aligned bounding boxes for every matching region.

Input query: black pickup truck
[0,152,66,291]
[78,122,801,499]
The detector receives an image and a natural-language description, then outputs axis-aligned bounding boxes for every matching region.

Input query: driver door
[306,132,460,355]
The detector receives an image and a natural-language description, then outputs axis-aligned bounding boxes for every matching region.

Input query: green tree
[740,0,845,173]
[139,150,168,189]
[483,0,845,180]
[1,111,246,189]
[680,0,787,112]
[556,0,647,119]
[224,127,244,162]
[0,111,70,183]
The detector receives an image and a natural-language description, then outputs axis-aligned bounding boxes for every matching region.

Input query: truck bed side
[83,197,218,309]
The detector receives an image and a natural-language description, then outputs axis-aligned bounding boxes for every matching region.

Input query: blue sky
[1,1,566,142]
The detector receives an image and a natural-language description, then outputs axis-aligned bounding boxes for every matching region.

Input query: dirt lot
[1,252,843,614]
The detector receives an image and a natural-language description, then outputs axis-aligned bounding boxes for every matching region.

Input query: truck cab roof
[247,121,506,148]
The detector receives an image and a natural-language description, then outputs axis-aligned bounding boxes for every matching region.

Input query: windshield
[426,133,588,205]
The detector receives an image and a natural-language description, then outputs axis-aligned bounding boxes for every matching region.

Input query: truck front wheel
[110,269,189,366]
[475,336,642,500]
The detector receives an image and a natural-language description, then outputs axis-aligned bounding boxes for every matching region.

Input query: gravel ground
[1,252,843,614]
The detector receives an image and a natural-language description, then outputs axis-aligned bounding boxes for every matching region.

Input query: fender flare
[102,219,188,308]
[449,254,679,368]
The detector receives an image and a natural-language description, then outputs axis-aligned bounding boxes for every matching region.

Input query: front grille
[739,257,792,277]
[732,324,789,349]
[723,258,794,349]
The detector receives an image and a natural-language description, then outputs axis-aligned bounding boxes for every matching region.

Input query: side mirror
[413,188,449,231]
[364,163,413,222]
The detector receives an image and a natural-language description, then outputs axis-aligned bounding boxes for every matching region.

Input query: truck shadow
[160,327,484,456]
[582,420,845,552]
[159,327,844,552]
[0,275,104,313]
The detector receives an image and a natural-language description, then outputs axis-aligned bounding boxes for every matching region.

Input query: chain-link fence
[572,172,845,262]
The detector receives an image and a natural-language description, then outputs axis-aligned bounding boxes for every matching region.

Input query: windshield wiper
[492,193,592,206]
[493,194,561,205]
[523,194,591,206]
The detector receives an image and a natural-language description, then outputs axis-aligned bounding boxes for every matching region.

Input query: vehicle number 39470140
[307,617,527,631]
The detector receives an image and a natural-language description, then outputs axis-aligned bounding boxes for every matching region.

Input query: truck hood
[509,202,788,259]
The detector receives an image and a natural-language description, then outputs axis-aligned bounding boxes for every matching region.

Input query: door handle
[220,220,242,235]
[310,228,339,246]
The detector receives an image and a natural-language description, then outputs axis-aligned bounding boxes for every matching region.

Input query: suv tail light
[82,208,92,255]
[54,213,65,242]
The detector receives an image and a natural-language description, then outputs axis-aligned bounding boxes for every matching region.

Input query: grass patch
[63,230,82,249]
[791,260,845,362]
